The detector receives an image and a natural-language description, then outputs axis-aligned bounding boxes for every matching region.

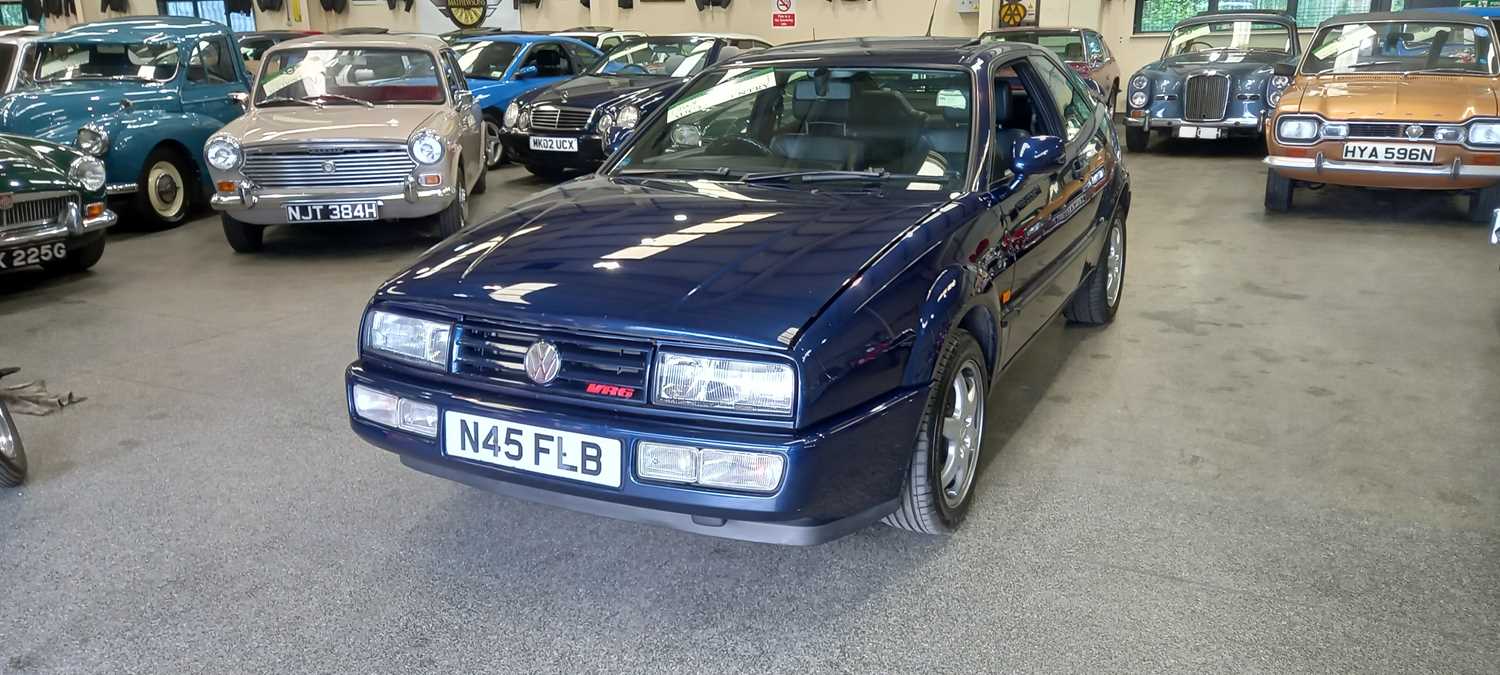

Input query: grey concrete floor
[1,139,1497,673]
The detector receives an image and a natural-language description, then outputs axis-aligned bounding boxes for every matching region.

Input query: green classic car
[0,132,116,273]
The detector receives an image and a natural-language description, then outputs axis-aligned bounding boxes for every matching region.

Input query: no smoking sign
[773,0,796,28]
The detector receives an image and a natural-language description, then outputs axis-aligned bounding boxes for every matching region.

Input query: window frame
[1132,0,1438,34]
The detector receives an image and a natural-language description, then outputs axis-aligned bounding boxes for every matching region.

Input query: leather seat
[791,79,852,137]
[1064,42,1084,61]
[771,134,866,170]
[921,105,972,175]
[993,86,1031,169]
[849,85,926,171]
[533,49,567,77]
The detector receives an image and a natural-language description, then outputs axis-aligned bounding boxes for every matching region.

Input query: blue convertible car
[447,33,603,170]
[347,38,1131,544]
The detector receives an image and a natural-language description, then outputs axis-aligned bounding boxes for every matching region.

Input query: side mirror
[228,91,249,110]
[1271,62,1295,78]
[1012,135,1066,175]
[515,65,539,80]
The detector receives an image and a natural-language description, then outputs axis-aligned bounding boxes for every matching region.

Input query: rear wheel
[435,168,469,238]
[133,146,194,229]
[1468,183,1500,223]
[1265,169,1294,213]
[1065,213,1126,325]
[1106,81,1118,115]
[483,114,506,171]
[883,330,988,535]
[1125,126,1149,152]
[0,403,26,488]
[40,234,106,274]
[222,214,265,253]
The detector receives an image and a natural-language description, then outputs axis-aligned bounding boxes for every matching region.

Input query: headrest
[994,85,1012,124]
[535,49,561,66]
[1064,42,1083,59]
[352,67,376,83]
[793,78,852,102]
[715,46,741,63]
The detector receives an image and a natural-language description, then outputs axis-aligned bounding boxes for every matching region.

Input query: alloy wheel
[484,120,503,168]
[938,359,985,509]
[1105,223,1124,307]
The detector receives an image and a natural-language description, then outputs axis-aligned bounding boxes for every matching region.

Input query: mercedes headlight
[1277,117,1319,142]
[503,101,521,128]
[615,105,641,131]
[655,352,795,416]
[1129,91,1148,109]
[518,109,531,131]
[76,124,108,156]
[363,310,453,370]
[1130,75,1148,91]
[409,129,446,165]
[67,156,106,192]
[205,136,242,171]
[597,111,616,139]
[1468,121,1500,146]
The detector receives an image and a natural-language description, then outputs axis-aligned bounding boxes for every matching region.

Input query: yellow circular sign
[999,2,1027,27]
[448,0,487,29]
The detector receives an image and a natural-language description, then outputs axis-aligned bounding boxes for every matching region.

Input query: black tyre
[40,233,105,274]
[133,146,195,229]
[1125,126,1149,152]
[0,403,26,488]
[1065,212,1126,325]
[472,156,488,195]
[525,164,568,181]
[483,114,506,171]
[1468,183,1500,223]
[883,329,988,535]
[1106,81,1118,115]
[435,169,469,238]
[222,214,265,253]
[1265,168,1294,213]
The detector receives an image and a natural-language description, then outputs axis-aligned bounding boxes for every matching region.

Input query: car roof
[45,16,230,44]
[239,31,311,40]
[669,32,768,42]
[1321,9,1495,26]
[731,37,1044,68]
[457,33,578,45]
[1178,11,1297,27]
[982,27,1088,36]
[271,33,450,53]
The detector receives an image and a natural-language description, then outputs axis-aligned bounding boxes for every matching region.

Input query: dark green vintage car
[0,132,116,274]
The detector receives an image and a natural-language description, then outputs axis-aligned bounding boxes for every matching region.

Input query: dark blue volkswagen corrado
[346,38,1131,544]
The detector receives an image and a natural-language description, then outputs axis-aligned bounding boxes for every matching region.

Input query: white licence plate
[0,241,65,270]
[529,136,578,152]
[444,411,622,488]
[1342,142,1436,164]
[1176,125,1221,139]
[286,201,379,223]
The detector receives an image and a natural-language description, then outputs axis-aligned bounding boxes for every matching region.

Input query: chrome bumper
[1124,114,1263,130]
[0,202,117,249]
[209,178,456,226]
[1491,209,1499,246]
[1264,154,1500,179]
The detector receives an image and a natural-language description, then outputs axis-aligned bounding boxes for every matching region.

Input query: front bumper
[1265,154,1500,190]
[209,179,456,226]
[503,132,609,172]
[0,201,117,250]
[1491,209,1500,245]
[1125,113,1264,132]
[346,362,927,545]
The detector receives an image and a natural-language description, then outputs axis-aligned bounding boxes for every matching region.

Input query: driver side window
[523,43,572,77]
[188,38,237,84]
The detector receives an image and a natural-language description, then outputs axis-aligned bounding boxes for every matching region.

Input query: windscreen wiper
[616,167,737,179]
[1320,60,1405,74]
[310,93,375,108]
[257,96,322,108]
[740,169,920,184]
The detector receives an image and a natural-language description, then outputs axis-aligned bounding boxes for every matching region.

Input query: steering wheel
[1182,40,1216,53]
[706,136,773,156]
[616,64,649,75]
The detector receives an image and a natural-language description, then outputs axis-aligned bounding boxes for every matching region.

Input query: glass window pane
[1138,0,1210,33]
[1295,0,1374,28]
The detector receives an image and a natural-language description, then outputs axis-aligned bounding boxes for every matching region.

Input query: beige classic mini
[205,33,487,253]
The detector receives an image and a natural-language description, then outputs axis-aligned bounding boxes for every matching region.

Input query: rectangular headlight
[1321,122,1349,139]
[363,310,452,370]
[1469,122,1500,146]
[654,352,795,416]
[1277,117,1319,142]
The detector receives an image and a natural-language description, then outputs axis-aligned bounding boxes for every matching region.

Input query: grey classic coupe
[1123,10,1300,152]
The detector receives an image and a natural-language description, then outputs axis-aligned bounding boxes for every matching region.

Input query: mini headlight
[1129,91,1148,109]
[1270,75,1291,90]
[205,136,242,171]
[363,310,453,370]
[1267,89,1283,107]
[76,124,108,156]
[68,156,106,192]
[503,101,521,128]
[615,105,641,130]
[409,130,446,165]
[1130,75,1149,91]
[1468,121,1500,146]
[655,352,795,416]
[1277,117,1319,142]
[1321,122,1349,139]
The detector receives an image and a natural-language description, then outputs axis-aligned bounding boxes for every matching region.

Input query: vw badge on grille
[523,341,561,385]
[321,160,337,174]
[1405,125,1425,140]
[0,193,12,210]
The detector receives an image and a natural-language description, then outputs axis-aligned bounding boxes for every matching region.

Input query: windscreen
[1303,21,1493,75]
[590,37,715,78]
[613,67,974,189]
[34,42,180,82]
[255,48,445,105]
[1166,20,1293,56]
[450,41,521,80]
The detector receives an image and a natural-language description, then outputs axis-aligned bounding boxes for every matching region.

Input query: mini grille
[243,146,415,188]
[0,193,75,235]
[1347,123,1434,140]
[528,107,594,132]
[1183,75,1230,122]
[451,321,651,403]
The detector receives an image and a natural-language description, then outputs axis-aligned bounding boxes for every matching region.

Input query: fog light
[1322,122,1349,139]
[698,449,783,492]
[216,181,237,193]
[85,202,104,219]
[637,442,697,484]
[420,173,442,187]
[1435,126,1464,143]
[351,385,438,438]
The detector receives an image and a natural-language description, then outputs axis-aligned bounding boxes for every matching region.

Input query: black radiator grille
[1183,75,1230,122]
[1347,123,1435,140]
[451,321,652,403]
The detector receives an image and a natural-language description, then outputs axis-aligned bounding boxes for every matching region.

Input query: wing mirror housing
[229,91,249,110]
[1271,62,1296,78]
[1012,135,1066,175]
[515,65,539,80]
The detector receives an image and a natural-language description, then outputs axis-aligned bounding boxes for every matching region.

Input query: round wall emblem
[1404,125,1425,140]
[523,340,562,385]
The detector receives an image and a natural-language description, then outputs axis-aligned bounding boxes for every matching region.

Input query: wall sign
[430,0,499,28]
[773,0,795,28]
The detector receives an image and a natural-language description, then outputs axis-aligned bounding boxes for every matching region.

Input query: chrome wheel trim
[146,161,184,218]
[1105,223,1124,307]
[0,408,17,460]
[484,120,503,167]
[457,175,468,228]
[937,359,984,509]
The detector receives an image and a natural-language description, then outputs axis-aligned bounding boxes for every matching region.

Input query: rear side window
[188,38,237,84]
[564,43,600,71]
